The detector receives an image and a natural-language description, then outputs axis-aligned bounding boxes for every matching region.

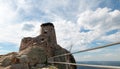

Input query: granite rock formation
[0,23,76,69]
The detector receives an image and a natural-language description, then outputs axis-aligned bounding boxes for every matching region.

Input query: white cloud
[11,0,104,22]
[0,0,120,61]
[0,20,41,47]
[52,8,119,52]
[0,1,18,24]
[77,8,120,43]
[101,32,120,42]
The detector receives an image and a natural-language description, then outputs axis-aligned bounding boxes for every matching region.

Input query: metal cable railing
[49,61,120,69]
[48,42,120,69]
[49,42,120,58]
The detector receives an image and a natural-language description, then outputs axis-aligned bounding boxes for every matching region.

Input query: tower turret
[40,23,57,46]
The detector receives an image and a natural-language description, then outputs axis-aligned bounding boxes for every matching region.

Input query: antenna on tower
[69,42,74,52]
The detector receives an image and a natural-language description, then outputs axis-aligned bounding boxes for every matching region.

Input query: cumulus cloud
[52,8,120,53]
[7,0,104,22]
[101,32,120,42]
[0,1,15,23]
[0,0,120,61]
[0,21,40,47]
[77,8,120,43]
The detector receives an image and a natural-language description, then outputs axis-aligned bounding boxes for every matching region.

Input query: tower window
[41,38,44,42]
[44,31,47,34]
[44,29,48,34]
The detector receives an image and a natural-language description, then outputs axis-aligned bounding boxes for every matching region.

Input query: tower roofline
[41,22,54,27]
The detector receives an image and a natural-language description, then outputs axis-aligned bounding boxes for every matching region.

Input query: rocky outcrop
[0,23,76,69]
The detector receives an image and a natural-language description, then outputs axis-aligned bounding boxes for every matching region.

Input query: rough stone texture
[0,52,18,67]
[11,64,29,69]
[19,46,47,67]
[0,23,76,69]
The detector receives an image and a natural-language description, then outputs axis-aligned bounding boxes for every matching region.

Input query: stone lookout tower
[41,23,57,47]
[40,23,58,57]
[19,22,76,69]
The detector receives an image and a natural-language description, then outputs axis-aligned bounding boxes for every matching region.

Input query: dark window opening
[44,31,47,34]
[41,38,44,41]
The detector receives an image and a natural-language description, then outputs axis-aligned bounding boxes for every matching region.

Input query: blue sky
[0,0,120,61]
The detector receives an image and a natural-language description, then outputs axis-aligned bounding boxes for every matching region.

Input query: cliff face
[0,23,76,69]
